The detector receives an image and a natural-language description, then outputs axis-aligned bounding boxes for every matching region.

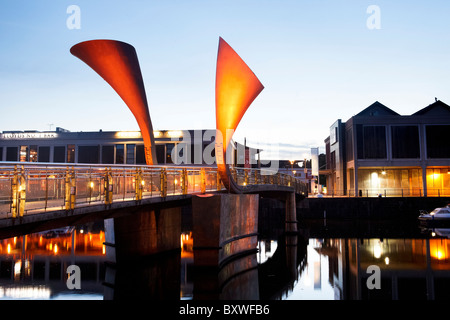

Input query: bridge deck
[0,163,307,231]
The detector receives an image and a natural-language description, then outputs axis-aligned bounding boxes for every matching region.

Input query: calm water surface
[0,219,449,300]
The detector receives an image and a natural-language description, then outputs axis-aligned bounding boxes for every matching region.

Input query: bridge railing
[0,163,307,219]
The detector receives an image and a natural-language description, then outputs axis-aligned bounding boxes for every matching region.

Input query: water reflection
[283,230,450,300]
[1,220,450,300]
[0,222,105,300]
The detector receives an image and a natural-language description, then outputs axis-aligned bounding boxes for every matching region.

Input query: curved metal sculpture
[215,37,264,193]
[70,40,157,165]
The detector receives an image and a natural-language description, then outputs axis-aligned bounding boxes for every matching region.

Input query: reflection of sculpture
[215,37,264,193]
[70,40,157,165]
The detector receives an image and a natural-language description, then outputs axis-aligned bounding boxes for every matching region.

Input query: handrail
[0,163,308,220]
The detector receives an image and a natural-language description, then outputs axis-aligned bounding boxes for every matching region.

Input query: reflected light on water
[257,240,278,264]
[0,225,106,300]
[0,286,51,300]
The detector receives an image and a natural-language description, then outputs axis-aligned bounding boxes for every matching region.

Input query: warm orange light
[214,37,264,192]
[180,232,193,258]
[430,239,448,260]
[71,40,157,165]
[215,37,264,153]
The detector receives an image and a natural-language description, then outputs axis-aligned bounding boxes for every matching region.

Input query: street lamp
[289,160,295,176]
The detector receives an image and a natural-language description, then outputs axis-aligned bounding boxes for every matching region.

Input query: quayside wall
[297,197,450,220]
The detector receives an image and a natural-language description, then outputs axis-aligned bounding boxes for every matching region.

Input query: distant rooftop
[353,99,450,118]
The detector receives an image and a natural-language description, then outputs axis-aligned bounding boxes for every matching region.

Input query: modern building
[0,128,261,167]
[324,100,450,197]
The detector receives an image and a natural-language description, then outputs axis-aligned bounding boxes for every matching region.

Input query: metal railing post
[11,165,18,218]
[44,172,49,211]
[135,167,143,201]
[200,168,206,194]
[104,167,113,205]
[181,168,188,195]
[65,167,76,211]
[216,170,221,191]
[11,165,26,218]
[160,168,167,198]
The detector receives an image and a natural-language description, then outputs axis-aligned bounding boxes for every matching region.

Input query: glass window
[391,126,420,158]
[20,146,28,162]
[126,144,135,164]
[78,146,99,164]
[38,146,50,162]
[6,147,18,161]
[67,145,75,163]
[29,145,38,162]
[115,144,124,164]
[102,145,114,164]
[136,145,146,164]
[357,125,387,159]
[166,143,174,164]
[53,146,66,163]
[156,145,165,164]
[0,147,3,161]
[426,125,450,159]
[364,126,386,159]
[345,128,353,161]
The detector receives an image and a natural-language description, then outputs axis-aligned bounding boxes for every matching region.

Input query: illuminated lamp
[214,37,264,193]
[70,40,157,165]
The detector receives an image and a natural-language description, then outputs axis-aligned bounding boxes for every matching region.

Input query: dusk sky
[1,1,450,159]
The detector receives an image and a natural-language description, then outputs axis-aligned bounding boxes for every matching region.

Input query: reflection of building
[0,225,105,299]
[323,237,450,300]
[324,100,450,196]
[313,236,450,300]
[0,128,261,167]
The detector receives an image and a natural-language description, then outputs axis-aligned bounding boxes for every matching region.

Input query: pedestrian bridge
[0,163,307,229]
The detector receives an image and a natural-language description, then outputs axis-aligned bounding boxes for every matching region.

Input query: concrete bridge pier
[103,206,181,263]
[191,193,260,299]
[103,206,182,299]
[285,234,299,281]
[284,192,297,234]
[192,193,259,267]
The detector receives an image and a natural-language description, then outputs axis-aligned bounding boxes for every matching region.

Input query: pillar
[422,165,428,197]
[104,206,181,263]
[285,192,297,233]
[192,193,260,300]
[192,194,259,267]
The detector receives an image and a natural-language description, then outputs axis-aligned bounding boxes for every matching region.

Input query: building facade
[0,128,261,167]
[324,100,450,197]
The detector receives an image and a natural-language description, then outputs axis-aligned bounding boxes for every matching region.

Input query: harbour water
[0,213,449,300]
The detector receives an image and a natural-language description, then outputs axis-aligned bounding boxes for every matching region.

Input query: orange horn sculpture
[215,37,264,193]
[70,40,157,165]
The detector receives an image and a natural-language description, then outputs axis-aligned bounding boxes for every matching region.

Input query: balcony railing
[321,188,450,198]
[0,163,308,220]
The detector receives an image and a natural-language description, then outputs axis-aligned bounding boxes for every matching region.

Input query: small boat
[418,204,450,225]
